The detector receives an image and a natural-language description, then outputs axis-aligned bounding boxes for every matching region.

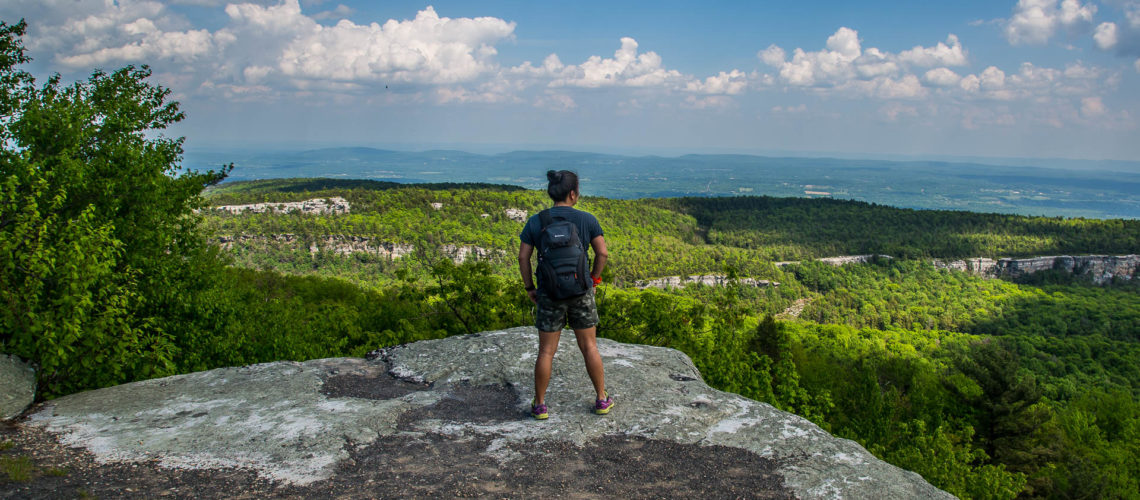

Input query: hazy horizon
[185,143,1140,174]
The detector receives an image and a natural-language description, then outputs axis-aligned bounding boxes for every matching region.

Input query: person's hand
[527,288,538,303]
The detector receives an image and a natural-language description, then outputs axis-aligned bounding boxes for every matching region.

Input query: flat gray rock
[1,353,36,420]
[27,327,952,499]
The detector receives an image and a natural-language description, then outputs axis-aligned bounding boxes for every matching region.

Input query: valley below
[182,177,1140,498]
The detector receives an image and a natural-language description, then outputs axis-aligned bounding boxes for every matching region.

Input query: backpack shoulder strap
[538,209,554,229]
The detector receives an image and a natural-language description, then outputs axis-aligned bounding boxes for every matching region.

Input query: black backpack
[536,209,591,300]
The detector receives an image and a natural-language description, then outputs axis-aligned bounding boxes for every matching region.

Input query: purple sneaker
[594,392,614,415]
[531,399,549,420]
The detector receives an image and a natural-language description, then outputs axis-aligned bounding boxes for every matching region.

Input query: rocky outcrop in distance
[635,275,779,289]
[1,354,35,420]
[210,197,350,215]
[776,253,1137,285]
[26,328,950,498]
[440,244,500,263]
[775,255,893,267]
[216,234,414,259]
[214,233,502,264]
[932,254,1139,284]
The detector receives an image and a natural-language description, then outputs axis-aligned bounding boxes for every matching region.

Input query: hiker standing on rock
[518,170,613,420]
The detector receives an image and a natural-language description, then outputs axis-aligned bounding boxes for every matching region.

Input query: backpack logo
[536,209,591,300]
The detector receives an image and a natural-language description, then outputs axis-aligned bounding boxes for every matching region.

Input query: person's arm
[518,241,537,303]
[590,235,608,281]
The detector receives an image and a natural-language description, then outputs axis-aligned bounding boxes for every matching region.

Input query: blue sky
[4,0,1140,161]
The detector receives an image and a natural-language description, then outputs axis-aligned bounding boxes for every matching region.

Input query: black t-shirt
[519,206,604,256]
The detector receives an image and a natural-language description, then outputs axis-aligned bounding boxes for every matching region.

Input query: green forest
[2,21,1140,499]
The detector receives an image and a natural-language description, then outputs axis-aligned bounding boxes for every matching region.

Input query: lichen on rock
[0,354,36,420]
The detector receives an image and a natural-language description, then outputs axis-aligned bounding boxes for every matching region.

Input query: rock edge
[25,327,951,499]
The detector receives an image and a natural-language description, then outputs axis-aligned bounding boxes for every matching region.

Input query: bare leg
[534,330,561,405]
[573,327,607,400]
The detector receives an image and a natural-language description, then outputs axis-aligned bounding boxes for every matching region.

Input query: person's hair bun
[545,169,579,202]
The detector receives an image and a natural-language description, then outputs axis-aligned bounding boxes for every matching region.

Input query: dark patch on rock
[670,374,698,381]
[398,383,521,428]
[0,426,284,500]
[2,420,793,499]
[331,432,792,499]
[514,436,792,499]
[319,373,429,400]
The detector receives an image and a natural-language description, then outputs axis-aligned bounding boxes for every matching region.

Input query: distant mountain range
[184,148,1140,219]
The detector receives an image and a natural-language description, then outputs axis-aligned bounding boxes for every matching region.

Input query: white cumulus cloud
[1005,0,1096,45]
[1095,22,1119,49]
[758,27,974,98]
[58,26,215,68]
[923,67,962,87]
[11,1,519,93]
[3,0,215,67]
[685,70,749,94]
[855,74,928,99]
[758,45,785,67]
[759,27,974,88]
[1090,2,1140,57]
[264,4,515,84]
[898,34,968,67]
[760,27,862,86]
[756,24,1118,119]
[548,37,686,88]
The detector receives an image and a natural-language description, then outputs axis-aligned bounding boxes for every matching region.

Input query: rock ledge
[26,327,950,499]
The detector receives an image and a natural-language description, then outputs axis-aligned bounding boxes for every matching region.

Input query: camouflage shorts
[535,287,599,332]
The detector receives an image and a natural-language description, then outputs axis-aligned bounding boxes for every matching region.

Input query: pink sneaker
[531,399,549,420]
[594,392,614,415]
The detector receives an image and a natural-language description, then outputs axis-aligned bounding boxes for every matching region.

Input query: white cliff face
[440,244,503,263]
[210,197,350,215]
[817,255,893,266]
[214,235,502,263]
[215,234,414,259]
[775,255,893,267]
[635,275,780,289]
[933,255,1140,284]
[772,253,1136,285]
[27,328,951,499]
[931,257,998,274]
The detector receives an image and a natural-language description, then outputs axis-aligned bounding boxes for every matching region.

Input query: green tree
[0,21,229,396]
[951,340,1054,482]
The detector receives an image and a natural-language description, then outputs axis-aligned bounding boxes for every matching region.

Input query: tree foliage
[0,21,229,395]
